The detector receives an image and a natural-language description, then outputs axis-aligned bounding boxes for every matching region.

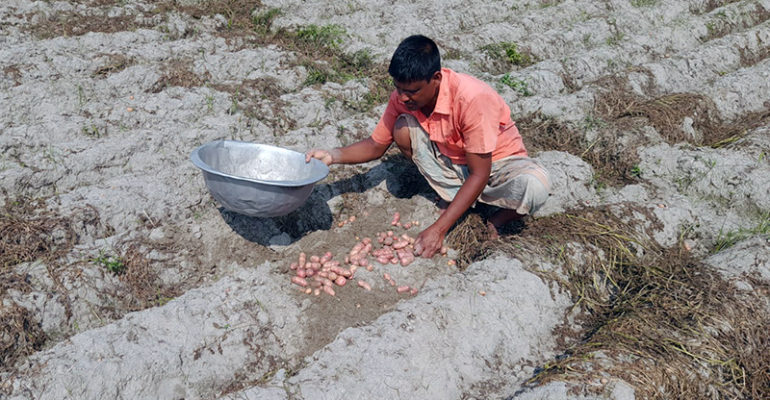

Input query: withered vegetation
[450,205,770,399]
[25,0,391,114]
[0,196,182,372]
[699,2,770,41]
[690,0,742,15]
[0,303,46,373]
[93,54,134,78]
[113,244,182,312]
[593,81,770,148]
[148,58,212,93]
[739,44,770,68]
[28,0,264,38]
[3,65,23,86]
[445,213,495,270]
[517,111,640,186]
[518,76,770,186]
[0,197,76,271]
[0,197,75,373]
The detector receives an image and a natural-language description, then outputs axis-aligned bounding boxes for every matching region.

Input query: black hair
[388,35,441,83]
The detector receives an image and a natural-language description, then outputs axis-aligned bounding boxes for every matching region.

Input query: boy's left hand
[413,224,444,258]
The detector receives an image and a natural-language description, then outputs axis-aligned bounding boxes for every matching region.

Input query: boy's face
[393,71,441,112]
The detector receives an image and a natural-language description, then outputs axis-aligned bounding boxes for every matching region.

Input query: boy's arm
[306,138,390,165]
[307,90,398,165]
[414,151,492,258]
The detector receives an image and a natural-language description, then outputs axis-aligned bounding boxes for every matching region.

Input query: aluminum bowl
[191,140,329,217]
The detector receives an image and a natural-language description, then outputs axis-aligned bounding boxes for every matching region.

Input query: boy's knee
[520,173,550,215]
[393,117,413,159]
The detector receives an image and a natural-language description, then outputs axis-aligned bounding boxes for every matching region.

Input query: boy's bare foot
[486,208,525,239]
[486,220,501,240]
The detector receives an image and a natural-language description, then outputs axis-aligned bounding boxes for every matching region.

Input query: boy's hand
[413,224,445,258]
[305,149,334,165]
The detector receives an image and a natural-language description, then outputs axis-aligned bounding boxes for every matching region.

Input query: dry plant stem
[458,205,770,399]
[518,77,770,188]
[1,198,76,269]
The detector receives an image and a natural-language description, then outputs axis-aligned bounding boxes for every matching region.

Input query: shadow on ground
[219,157,434,246]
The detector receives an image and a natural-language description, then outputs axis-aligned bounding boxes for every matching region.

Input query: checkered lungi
[399,114,551,215]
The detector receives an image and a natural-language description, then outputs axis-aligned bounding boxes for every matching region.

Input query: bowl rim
[190,140,329,187]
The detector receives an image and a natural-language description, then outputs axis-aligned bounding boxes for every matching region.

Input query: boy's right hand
[305,149,334,166]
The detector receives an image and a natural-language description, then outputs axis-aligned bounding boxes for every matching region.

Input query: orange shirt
[371,68,527,164]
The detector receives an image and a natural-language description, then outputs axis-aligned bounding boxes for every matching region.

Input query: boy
[306,35,550,257]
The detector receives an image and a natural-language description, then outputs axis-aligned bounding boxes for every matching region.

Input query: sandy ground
[1,0,769,399]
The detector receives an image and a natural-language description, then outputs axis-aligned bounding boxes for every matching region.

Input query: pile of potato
[287,212,448,297]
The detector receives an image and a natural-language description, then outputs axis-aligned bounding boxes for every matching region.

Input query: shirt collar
[432,68,452,115]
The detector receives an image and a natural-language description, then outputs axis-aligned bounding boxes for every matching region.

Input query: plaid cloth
[398,114,551,215]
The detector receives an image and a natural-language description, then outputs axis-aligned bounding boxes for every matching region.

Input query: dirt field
[1,0,769,399]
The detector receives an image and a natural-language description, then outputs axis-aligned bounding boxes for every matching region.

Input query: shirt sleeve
[458,92,500,154]
[370,91,400,145]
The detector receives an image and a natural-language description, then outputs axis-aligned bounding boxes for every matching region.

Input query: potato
[373,248,392,257]
[291,276,308,287]
[349,242,365,256]
[392,240,409,250]
[391,212,400,226]
[399,254,415,267]
[357,280,372,291]
[323,260,340,268]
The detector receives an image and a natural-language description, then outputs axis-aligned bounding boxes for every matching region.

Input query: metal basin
[190,140,329,217]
